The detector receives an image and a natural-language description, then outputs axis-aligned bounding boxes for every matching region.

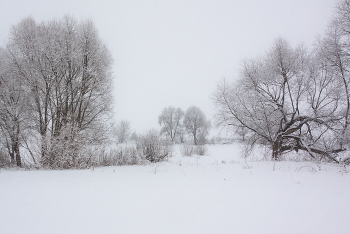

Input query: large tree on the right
[213,38,345,162]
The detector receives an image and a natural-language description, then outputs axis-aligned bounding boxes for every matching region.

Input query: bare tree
[5,16,113,168]
[158,106,184,142]
[213,38,344,161]
[0,48,28,166]
[115,120,131,143]
[183,106,211,145]
[316,0,350,148]
[235,125,249,141]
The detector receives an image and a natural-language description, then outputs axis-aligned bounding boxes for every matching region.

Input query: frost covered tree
[3,16,113,168]
[213,38,345,161]
[115,120,131,143]
[0,48,29,166]
[183,106,211,145]
[158,106,184,142]
[316,0,350,148]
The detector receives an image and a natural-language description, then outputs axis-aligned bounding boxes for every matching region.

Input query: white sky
[0,0,336,134]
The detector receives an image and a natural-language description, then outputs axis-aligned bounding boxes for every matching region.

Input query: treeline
[112,106,211,162]
[2,1,349,168]
[115,106,211,145]
[213,0,350,163]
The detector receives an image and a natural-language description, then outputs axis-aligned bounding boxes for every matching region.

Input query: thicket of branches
[0,16,114,168]
[213,0,350,163]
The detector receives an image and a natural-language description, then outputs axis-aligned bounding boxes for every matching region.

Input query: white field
[1,143,350,234]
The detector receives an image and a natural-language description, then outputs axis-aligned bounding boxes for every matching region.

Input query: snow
[1,143,350,234]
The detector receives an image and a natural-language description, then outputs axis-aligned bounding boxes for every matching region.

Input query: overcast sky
[0,0,336,134]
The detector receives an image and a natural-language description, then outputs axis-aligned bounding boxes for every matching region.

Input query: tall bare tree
[5,16,113,167]
[213,38,344,161]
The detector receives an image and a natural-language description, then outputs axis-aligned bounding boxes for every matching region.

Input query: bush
[195,144,207,156]
[115,146,143,165]
[136,129,172,163]
[180,143,194,156]
[41,125,88,169]
[180,143,207,156]
[88,145,144,167]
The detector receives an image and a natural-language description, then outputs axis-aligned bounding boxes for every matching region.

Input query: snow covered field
[1,143,350,234]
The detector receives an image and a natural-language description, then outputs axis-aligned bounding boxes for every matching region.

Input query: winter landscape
[1,0,350,233]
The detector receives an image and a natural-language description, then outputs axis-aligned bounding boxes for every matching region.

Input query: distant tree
[183,106,211,145]
[177,127,186,144]
[235,125,249,141]
[158,106,184,142]
[115,120,131,143]
[129,131,138,142]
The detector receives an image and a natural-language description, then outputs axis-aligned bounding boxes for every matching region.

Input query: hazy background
[0,0,336,134]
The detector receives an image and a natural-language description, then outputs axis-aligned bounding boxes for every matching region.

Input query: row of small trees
[114,106,211,146]
[0,16,113,168]
[213,0,350,163]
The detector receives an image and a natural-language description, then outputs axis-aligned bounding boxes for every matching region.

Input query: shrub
[195,144,207,156]
[180,143,207,156]
[180,143,194,156]
[41,125,88,169]
[136,129,172,163]
[83,145,145,167]
[114,146,144,165]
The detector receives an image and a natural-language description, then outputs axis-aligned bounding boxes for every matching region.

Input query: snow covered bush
[77,145,145,167]
[180,144,207,156]
[195,144,207,156]
[88,147,114,167]
[114,146,143,165]
[136,129,173,163]
[180,143,194,156]
[41,125,89,169]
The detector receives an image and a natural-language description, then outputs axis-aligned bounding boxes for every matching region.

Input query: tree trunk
[272,138,282,160]
[15,143,21,167]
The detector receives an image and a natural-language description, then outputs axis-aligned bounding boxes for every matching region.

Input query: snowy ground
[1,143,350,234]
